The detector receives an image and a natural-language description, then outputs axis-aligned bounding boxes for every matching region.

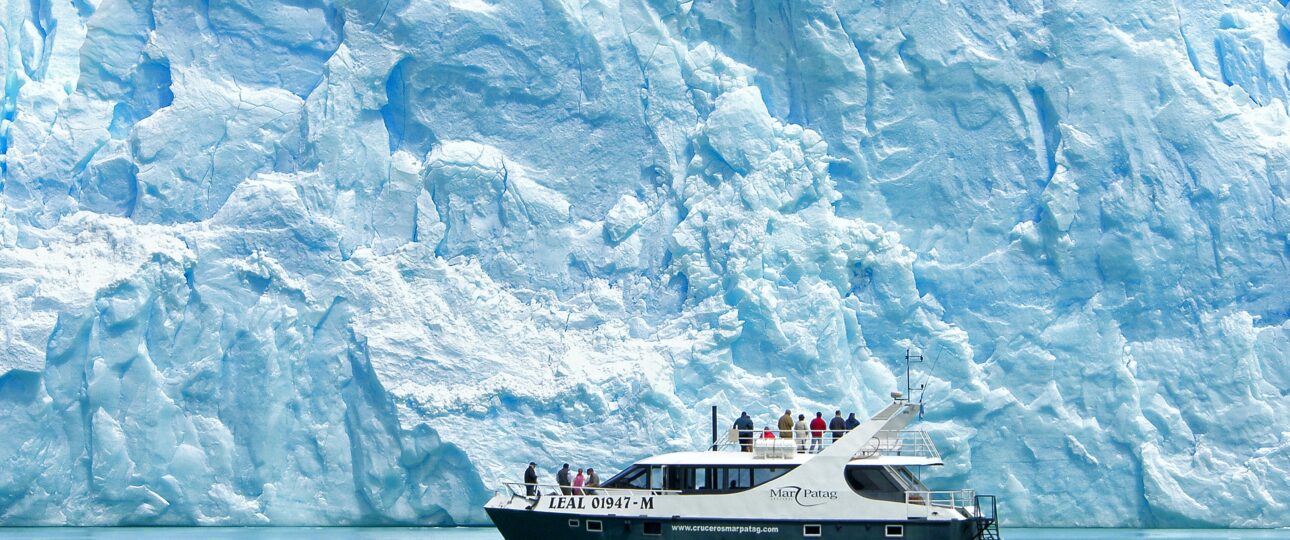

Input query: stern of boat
[902,490,1001,540]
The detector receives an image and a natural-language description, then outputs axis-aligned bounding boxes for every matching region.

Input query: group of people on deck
[732,409,861,453]
[524,462,601,497]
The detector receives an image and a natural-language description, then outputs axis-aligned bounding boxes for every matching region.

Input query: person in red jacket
[809,412,827,453]
[761,426,776,439]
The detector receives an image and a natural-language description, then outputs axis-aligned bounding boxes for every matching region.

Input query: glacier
[1,0,1288,528]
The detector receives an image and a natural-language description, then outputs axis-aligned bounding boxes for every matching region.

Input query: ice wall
[1,0,1287,527]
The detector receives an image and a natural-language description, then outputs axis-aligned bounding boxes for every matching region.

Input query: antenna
[903,347,923,399]
[905,348,925,417]
[916,345,945,405]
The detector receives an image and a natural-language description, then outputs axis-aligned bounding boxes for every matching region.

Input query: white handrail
[904,489,975,519]
[710,428,855,454]
[854,430,941,460]
[502,482,682,499]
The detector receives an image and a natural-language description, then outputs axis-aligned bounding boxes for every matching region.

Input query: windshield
[602,465,649,489]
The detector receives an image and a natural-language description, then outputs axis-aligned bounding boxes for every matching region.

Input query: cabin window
[568,519,579,528]
[712,467,747,490]
[803,524,822,537]
[665,466,687,491]
[846,466,901,492]
[586,520,603,532]
[648,466,665,490]
[608,465,798,493]
[604,466,649,490]
[652,466,799,493]
[885,524,904,537]
[710,468,727,490]
[644,521,663,536]
[844,466,905,502]
[667,466,716,491]
[752,466,792,485]
[694,467,711,490]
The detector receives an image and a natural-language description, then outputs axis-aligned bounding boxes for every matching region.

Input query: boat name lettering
[547,496,654,510]
[768,486,837,507]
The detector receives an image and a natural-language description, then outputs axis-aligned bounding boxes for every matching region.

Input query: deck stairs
[971,494,1000,540]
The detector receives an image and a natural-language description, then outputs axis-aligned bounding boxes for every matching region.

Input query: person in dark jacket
[777,409,794,438]
[524,462,539,497]
[585,468,600,495]
[556,463,572,495]
[829,410,847,443]
[733,412,755,452]
[809,412,827,453]
[845,412,861,431]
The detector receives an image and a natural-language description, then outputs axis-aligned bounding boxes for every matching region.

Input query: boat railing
[904,489,976,519]
[853,430,940,460]
[711,434,741,452]
[500,482,681,500]
[711,429,854,454]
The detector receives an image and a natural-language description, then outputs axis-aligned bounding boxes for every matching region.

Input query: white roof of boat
[632,451,943,467]
[850,456,943,466]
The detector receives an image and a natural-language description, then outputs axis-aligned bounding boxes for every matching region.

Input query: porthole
[587,520,603,532]
[885,524,904,537]
[568,519,579,528]
[804,523,822,537]
[644,521,663,536]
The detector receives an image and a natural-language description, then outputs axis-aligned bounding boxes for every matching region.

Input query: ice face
[1,0,1288,528]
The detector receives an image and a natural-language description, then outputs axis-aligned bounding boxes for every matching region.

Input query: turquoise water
[0,528,1286,539]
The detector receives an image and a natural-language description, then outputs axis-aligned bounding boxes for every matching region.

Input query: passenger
[557,463,572,495]
[573,468,586,496]
[524,462,538,497]
[830,410,847,444]
[733,412,755,452]
[761,426,776,439]
[809,412,826,453]
[845,412,861,431]
[586,468,600,495]
[793,414,808,453]
[778,409,794,438]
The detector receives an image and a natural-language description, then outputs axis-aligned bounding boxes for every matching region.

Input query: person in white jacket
[793,413,808,454]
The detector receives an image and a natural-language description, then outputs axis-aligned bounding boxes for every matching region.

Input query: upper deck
[637,428,944,468]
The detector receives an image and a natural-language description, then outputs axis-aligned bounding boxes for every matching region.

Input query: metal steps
[971,494,1000,540]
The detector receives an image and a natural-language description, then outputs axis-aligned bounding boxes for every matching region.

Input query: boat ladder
[971,494,1000,540]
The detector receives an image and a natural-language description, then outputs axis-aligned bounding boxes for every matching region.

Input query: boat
[485,382,1000,539]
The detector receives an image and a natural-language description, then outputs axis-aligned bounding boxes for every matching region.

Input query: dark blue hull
[487,507,995,540]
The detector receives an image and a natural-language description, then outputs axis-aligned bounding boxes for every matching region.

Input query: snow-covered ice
[1,0,1287,528]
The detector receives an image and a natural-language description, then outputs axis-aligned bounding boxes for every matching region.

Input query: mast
[710,405,718,451]
[904,348,924,400]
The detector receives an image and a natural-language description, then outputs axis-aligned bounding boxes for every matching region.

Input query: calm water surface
[0,528,1286,539]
